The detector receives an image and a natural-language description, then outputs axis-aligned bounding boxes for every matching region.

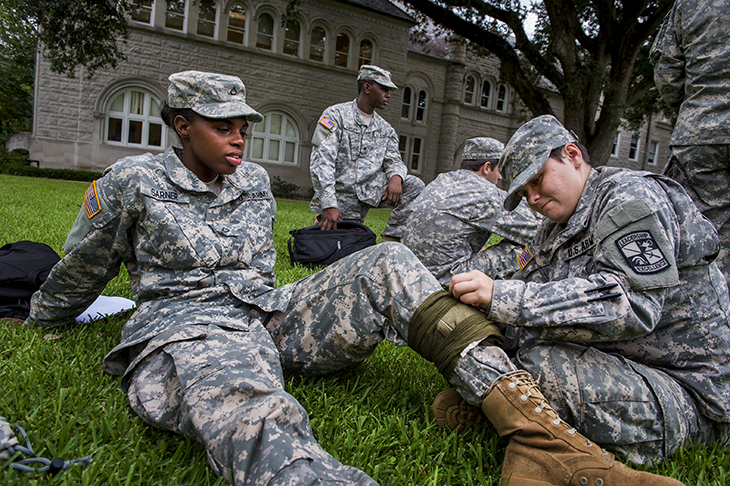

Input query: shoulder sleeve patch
[518,246,534,270]
[319,116,335,130]
[615,230,670,274]
[84,181,101,218]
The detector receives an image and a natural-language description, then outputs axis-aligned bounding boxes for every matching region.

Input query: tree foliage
[399,0,674,165]
[1,0,131,79]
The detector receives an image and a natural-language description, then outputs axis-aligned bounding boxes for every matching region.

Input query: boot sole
[432,389,490,433]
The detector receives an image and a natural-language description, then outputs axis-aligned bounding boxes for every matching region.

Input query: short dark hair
[461,158,499,172]
[160,101,198,141]
[357,79,369,94]
[550,142,591,165]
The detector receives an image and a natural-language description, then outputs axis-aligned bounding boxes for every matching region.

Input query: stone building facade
[28,0,671,192]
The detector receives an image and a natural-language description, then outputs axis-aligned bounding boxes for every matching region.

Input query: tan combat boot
[432,388,491,434]
[482,370,685,486]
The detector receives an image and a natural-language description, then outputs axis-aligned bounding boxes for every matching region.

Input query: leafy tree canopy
[399,0,673,165]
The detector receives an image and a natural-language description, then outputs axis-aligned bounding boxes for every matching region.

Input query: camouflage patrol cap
[501,115,578,211]
[357,65,398,90]
[167,70,263,122]
[462,137,504,161]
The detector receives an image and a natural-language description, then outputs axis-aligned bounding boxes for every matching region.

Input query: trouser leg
[381,175,425,239]
[515,340,727,465]
[665,144,730,282]
[126,324,375,486]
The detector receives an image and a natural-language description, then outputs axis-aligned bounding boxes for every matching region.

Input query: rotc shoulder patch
[518,246,534,270]
[319,116,335,130]
[615,230,670,274]
[84,181,101,218]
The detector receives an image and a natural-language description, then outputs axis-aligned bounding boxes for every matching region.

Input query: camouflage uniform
[651,0,730,282]
[403,169,539,286]
[457,115,730,465]
[309,69,424,238]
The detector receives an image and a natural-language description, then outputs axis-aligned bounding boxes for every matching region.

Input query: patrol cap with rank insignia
[167,70,263,122]
[500,115,578,211]
[357,65,398,90]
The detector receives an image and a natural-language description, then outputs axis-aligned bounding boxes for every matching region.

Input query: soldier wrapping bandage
[409,290,504,377]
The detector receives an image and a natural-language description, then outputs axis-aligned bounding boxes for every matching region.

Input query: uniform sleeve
[27,170,133,328]
[650,6,685,112]
[382,129,407,183]
[488,182,679,343]
[309,109,341,211]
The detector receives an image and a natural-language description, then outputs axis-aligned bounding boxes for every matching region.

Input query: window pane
[197,0,216,37]
[270,114,282,135]
[496,84,507,112]
[358,39,373,68]
[253,117,265,133]
[256,13,273,50]
[286,120,296,137]
[166,0,185,30]
[130,91,145,115]
[128,120,143,144]
[309,26,326,62]
[481,82,491,108]
[411,137,422,171]
[334,33,349,68]
[252,138,264,158]
[465,76,475,104]
[285,142,295,163]
[108,118,123,142]
[227,4,246,44]
[148,123,162,146]
[283,20,300,56]
[268,139,280,160]
[150,98,160,117]
[401,87,411,119]
[416,90,426,122]
[130,0,153,23]
[398,135,407,161]
[110,93,124,112]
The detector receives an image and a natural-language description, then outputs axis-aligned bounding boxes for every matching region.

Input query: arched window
[309,26,327,62]
[334,32,350,68]
[464,75,476,105]
[130,0,154,24]
[416,89,427,122]
[250,111,299,165]
[401,87,412,119]
[256,12,274,50]
[165,0,186,31]
[283,19,301,57]
[106,88,165,149]
[358,38,373,68]
[196,0,216,38]
[496,84,507,112]
[480,80,491,108]
[227,3,246,44]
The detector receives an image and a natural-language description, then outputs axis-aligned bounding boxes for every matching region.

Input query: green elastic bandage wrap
[409,290,504,378]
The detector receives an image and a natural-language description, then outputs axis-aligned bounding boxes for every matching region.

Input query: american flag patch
[84,181,101,218]
[518,246,534,270]
[319,116,335,130]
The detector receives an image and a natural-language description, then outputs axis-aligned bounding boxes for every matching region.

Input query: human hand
[320,208,342,230]
[382,176,403,206]
[449,270,495,310]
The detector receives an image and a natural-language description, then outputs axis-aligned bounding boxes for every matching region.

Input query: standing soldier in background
[309,65,424,242]
[651,0,730,282]
[403,137,540,286]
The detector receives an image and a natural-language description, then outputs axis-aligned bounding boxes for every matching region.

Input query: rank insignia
[615,230,670,274]
[319,116,335,130]
[84,181,101,218]
[518,246,534,270]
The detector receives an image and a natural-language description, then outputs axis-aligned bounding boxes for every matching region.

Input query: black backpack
[0,241,61,320]
[288,222,377,268]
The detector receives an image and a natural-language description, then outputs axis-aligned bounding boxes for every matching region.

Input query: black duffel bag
[288,221,377,268]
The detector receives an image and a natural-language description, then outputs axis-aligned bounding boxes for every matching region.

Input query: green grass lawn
[1,173,726,485]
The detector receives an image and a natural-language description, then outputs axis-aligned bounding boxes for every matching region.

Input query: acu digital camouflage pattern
[484,166,730,464]
[25,146,515,484]
[0,417,19,462]
[500,115,577,211]
[402,169,540,285]
[651,0,730,283]
[462,137,504,161]
[309,99,424,238]
[356,65,398,90]
[167,70,263,122]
